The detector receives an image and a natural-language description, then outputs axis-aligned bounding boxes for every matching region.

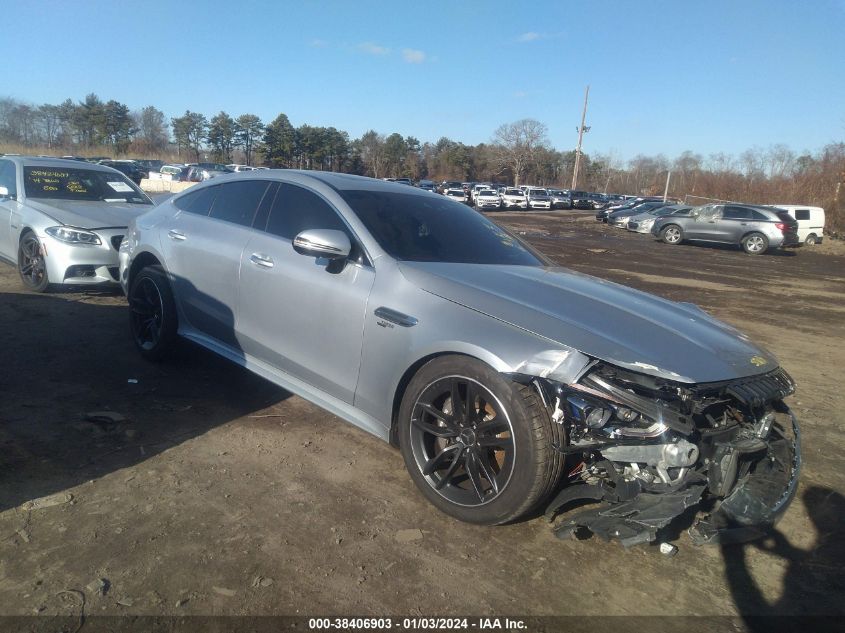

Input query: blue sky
[2,0,843,160]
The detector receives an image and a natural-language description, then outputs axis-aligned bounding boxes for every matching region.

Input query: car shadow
[659,240,798,257]
[721,485,845,622]
[0,287,291,514]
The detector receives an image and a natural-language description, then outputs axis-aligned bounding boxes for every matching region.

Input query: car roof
[2,155,119,174]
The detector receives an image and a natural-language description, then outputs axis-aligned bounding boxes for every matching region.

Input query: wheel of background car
[17,232,50,293]
[742,232,769,255]
[398,355,563,525]
[660,224,683,245]
[805,234,817,246]
[128,265,178,361]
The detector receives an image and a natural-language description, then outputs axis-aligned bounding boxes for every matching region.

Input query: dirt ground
[0,212,843,625]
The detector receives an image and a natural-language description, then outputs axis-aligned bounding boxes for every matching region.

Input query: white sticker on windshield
[107,181,133,192]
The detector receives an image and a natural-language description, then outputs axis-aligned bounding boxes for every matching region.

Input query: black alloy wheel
[128,265,178,360]
[398,355,564,525]
[409,376,515,507]
[18,232,50,292]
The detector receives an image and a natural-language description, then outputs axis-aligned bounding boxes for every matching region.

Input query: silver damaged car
[120,171,800,544]
[0,156,153,291]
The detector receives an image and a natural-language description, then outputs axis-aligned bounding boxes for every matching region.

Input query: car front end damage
[521,362,800,547]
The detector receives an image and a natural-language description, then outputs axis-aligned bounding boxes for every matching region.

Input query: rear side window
[265,183,349,240]
[750,210,770,220]
[723,207,751,220]
[209,180,270,227]
[175,185,218,215]
[795,209,810,220]
[0,160,16,196]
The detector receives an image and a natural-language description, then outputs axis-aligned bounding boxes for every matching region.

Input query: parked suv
[651,204,799,254]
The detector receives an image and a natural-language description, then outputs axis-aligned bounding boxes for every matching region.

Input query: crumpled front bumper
[546,410,801,548]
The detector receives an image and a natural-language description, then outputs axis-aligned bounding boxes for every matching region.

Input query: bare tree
[491,119,549,186]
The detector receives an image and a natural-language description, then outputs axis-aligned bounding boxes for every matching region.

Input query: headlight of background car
[45,226,102,245]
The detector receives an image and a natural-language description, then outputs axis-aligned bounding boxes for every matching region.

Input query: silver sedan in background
[0,156,153,291]
[120,171,799,543]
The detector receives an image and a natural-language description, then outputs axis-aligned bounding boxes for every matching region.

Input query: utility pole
[571,85,590,190]
[663,171,671,202]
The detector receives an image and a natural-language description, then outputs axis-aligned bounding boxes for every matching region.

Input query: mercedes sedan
[0,156,153,291]
[120,171,799,544]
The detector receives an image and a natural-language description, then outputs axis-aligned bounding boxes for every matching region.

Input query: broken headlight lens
[45,226,102,245]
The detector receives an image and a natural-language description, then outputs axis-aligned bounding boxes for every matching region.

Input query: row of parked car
[47,155,266,185]
[431,181,631,211]
[597,196,825,254]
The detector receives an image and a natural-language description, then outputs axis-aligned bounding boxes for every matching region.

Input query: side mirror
[293,229,351,260]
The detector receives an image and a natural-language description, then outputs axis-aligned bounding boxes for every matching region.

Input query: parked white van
[773,205,825,245]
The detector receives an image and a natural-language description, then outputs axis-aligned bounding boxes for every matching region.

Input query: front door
[237,182,375,404]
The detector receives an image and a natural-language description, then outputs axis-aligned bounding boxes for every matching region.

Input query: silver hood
[28,199,152,229]
[399,262,778,384]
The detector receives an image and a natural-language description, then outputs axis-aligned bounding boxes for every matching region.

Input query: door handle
[168,229,187,241]
[249,253,274,268]
[740,223,748,226]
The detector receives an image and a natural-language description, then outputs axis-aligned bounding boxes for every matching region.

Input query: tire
[18,231,50,292]
[805,234,817,246]
[742,232,769,255]
[660,224,683,245]
[128,265,178,361]
[398,355,564,525]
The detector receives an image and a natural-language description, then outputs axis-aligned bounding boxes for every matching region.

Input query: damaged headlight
[564,393,666,438]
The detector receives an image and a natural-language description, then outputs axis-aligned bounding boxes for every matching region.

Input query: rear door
[237,182,375,403]
[718,206,752,243]
[162,180,271,347]
[0,160,19,260]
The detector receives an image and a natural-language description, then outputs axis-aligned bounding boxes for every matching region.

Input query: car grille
[111,235,124,251]
[725,368,796,407]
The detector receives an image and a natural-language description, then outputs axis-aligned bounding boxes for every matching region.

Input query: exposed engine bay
[529,362,801,547]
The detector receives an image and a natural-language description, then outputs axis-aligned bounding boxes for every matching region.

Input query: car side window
[750,210,770,221]
[794,209,810,221]
[209,180,271,227]
[174,185,219,215]
[265,183,349,240]
[0,160,16,196]
[723,206,750,220]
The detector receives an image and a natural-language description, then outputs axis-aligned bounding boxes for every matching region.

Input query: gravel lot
[1,211,843,622]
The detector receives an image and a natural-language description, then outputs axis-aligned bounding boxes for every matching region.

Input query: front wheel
[398,355,563,525]
[742,232,769,255]
[128,265,178,361]
[660,224,683,245]
[18,232,50,292]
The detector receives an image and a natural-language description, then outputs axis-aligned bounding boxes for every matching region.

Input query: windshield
[504,189,522,195]
[339,190,543,266]
[23,167,151,203]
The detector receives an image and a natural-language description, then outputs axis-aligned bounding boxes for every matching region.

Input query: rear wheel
[805,234,818,246]
[128,265,178,360]
[660,224,683,245]
[398,355,563,525]
[742,232,769,255]
[18,232,50,292]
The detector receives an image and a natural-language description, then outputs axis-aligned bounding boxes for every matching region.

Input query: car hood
[26,199,152,229]
[399,262,778,384]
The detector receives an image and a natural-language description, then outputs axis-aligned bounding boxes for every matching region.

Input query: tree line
[1,93,842,232]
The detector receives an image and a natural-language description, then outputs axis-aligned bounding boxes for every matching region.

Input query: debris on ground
[85,578,110,596]
[21,492,73,512]
[212,586,236,597]
[394,528,423,543]
[251,576,274,588]
[84,411,126,425]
